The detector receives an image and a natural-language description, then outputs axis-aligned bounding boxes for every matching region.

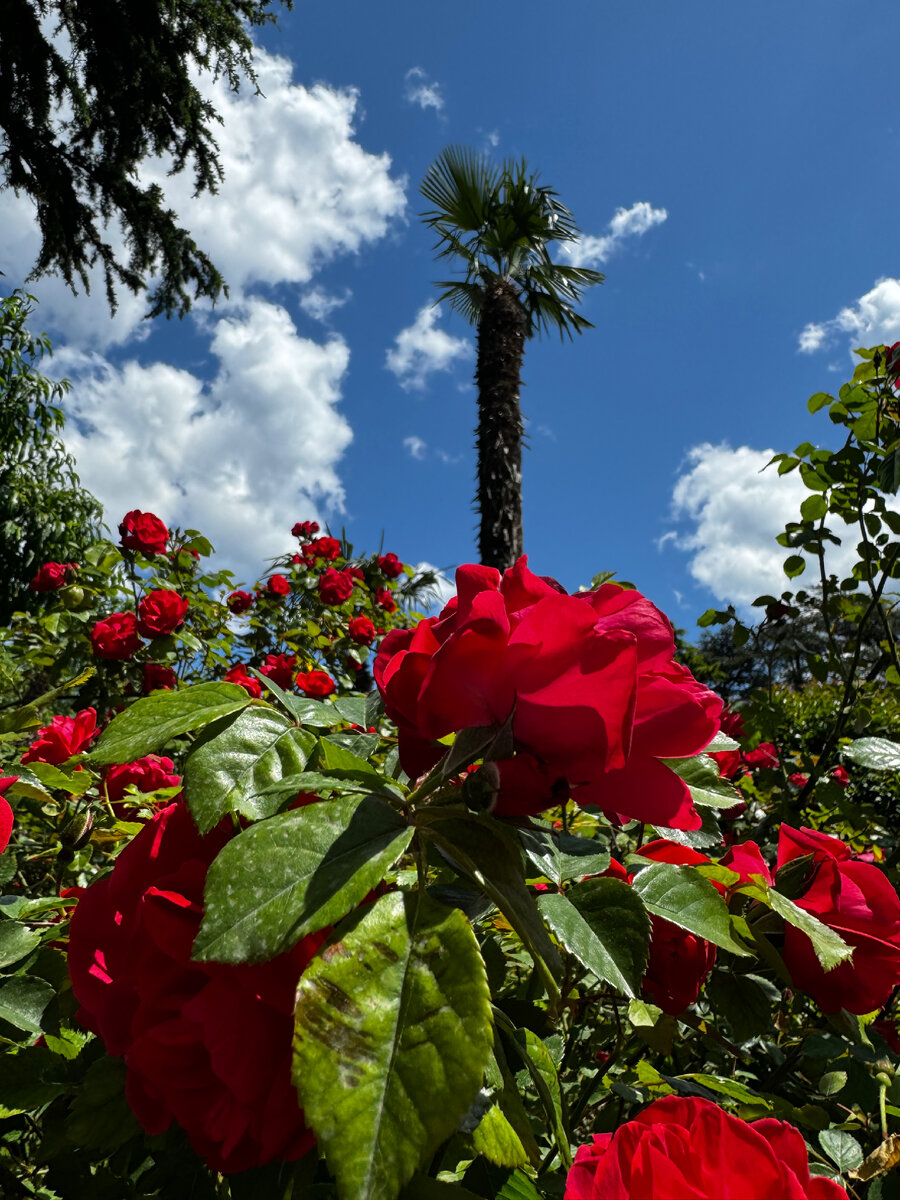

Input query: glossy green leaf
[0,921,41,967]
[0,974,54,1033]
[843,737,900,772]
[506,1026,570,1169]
[293,891,492,1200]
[471,1103,529,1168]
[183,706,316,833]
[819,1128,864,1173]
[333,695,368,727]
[539,879,650,997]
[21,761,93,795]
[90,682,249,764]
[195,795,413,962]
[663,753,742,809]
[315,737,393,792]
[519,828,610,885]
[742,883,852,971]
[631,861,751,956]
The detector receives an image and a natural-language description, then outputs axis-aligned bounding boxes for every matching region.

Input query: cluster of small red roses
[711,709,850,791]
[221,521,404,697]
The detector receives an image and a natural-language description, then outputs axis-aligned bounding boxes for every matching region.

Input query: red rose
[22,708,98,765]
[292,520,320,538]
[605,841,716,1015]
[566,1095,847,1200]
[743,741,779,769]
[296,670,335,698]
[831,765,850,788]
[142,663,177,693]
[91,612,143,660]
[375,587,397,613]
[264,574,290,599]
[303,536,341,562]
[374,557,721,829]
[788,771,809,788]
[348,615,376,645]
[67,801,323,1173]
[346,566,365,582]
[0,778,17,855]
[259,653,297,691]
[223,664,263,699]
[778,825,900,1013]
[378,552,404,579]
[719,839,774,888]
[710,705,744,780]
[118,510,169,555]
[103,756,180,814]
[30,562,77,592]
[137,590,188,638]
[226,590,254,615]
[318,568,354,606]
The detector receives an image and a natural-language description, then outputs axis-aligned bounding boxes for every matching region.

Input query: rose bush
[565,1096,848,1199]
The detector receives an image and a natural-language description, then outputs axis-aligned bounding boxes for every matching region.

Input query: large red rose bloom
[67,801,324,1173]
[566,1095,847,1199]
[375,557,721,829]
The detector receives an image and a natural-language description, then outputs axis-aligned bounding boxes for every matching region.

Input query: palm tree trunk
[475,279,526,572]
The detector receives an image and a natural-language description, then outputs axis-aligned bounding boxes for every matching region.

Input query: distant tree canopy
[0,0,291,317]
[0,290,102,623]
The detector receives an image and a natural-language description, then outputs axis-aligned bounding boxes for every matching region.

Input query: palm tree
[420,146,603,571]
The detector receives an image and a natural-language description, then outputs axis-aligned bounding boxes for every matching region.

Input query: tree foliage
[1,0,292,316]
[0,291,102,624]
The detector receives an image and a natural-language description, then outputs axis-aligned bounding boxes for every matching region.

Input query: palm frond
[420,146,501,235]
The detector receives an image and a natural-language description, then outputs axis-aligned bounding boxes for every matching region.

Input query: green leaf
[471,1104,529,1169]
[0,921,41,967]
[519,828,610,885]
[783,555,807,579]
[0,974,54,1033]
[66,1056,141,1154]
[334,695,368,727]
[183,706,317,833]
[818,1071,848,1096]
[663,754,742,809]
[843,737,900,772]
[539,879,650,997]
[703,730,740,752]
[819,1128,864,1173]
[505,1026,570,1169]
[315,738,393,792]
[630,861,751,956]
[21,761,93,795]
[680,1074,771,1108]
[427,815,562,998]
[293,891,493,1200]
[801,494,828,522]
[0,1045,71,1113]
[878,446,900,495]
[742,883,853,971]
[809,392,834,413]
[194,795,413,962]
[627,998,662,1027]
[90,682,250,764]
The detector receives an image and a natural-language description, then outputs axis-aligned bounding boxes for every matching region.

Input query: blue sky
[4,0,900,627]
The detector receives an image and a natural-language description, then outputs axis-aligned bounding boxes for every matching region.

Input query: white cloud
[386,304,472,390]
[403,435,427,460]
[0,48,406,350]
[300,287,352,323]
[404,67,444,112]
[560,201,668,269]
[57,299,352,581]
[797,277,900,355]
[664,444,823,611]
